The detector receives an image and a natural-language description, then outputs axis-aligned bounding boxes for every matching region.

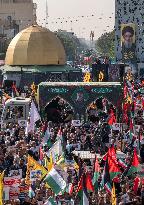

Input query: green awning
[2,65,82,73]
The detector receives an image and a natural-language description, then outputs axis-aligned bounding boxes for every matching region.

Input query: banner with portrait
[121,23,136,63]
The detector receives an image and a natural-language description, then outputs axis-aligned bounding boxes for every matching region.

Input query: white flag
[46,139,62,162]
[27,101,41,132]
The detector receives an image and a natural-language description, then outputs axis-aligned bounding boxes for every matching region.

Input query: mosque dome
[5,25,66,66]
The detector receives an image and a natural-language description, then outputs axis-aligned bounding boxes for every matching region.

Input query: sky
[34,0,115,40]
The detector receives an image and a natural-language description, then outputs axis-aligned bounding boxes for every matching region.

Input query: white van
[1,97,31,124]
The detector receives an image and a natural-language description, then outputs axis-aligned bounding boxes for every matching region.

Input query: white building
[0,0,36,54]
[115,0,144,74]
[0,0,36,34]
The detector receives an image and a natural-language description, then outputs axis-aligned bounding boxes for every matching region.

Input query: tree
[56,30,88,61]
[55,31,78,61]
[96,30,115,60]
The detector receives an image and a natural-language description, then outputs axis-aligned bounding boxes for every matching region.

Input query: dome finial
[33,14,37,25]
[33,3,38,25]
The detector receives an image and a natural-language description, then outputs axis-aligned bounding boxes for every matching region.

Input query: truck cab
[1,97,31,124]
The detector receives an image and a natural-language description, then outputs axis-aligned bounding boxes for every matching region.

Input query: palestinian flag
[108,146,121,180]
[92,155,100,191]
[76,173,89,205]
[44,167,66,195]
[118,159,127,169]
[66,183,74,195]
[43,126,52,148]
[129,117,134,140]
[101,159,112,194]
[28,186,35,199]
[127,148,140,176]
[44,197,57,205]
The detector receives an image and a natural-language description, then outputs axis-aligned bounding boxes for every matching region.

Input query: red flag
[102,153,108,161]
[127,148,140,175]
[85,172,94,192]
[12,82,19,96]
[107,146,121,180]
[77,172,94,193]
[133,176,140,194]
[131,148,140,167]
[123,103,128,112]
[124,83,128,98]
[57,127,62,138]
[108,109,116,126]
[39,147,44,161]
[94,155,100,173]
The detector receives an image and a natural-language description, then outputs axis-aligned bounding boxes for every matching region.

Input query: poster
[112,123,121,131]
[4,177,21,187]
[71,120,82,127]
[30,170,42,181]
[9,169,22,178]
[18,120,27,127]
[9,187,19,200]
[121,23,136,63]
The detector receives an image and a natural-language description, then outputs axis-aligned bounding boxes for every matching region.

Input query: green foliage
[96,30,115,59]
[56,31,88,61]
[55,31,78,61]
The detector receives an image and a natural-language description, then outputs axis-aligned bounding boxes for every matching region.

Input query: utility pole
[45,0,48,28]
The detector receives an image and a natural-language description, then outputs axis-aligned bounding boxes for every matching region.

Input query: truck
[1,97,31,125]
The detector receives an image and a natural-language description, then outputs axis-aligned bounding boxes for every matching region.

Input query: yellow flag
[56,155,66,169]
[84,72,91,82]
[126,95,132,104]
[74,161,79,171]
[112,183,116,205]
[31,82,36,90]
[26,155,47,185]
[99,71,104,82]
[47,153,53,172]
[0,172,4,205]
[44,156,49,169]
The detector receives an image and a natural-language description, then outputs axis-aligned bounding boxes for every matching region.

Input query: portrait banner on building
[121,23,136,63]
[108,64,121,82]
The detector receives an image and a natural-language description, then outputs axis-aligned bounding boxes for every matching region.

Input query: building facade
[0,0,36,54]
[115,0,144,75]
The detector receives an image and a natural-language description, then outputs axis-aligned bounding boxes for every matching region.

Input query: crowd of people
[0,69,144,205]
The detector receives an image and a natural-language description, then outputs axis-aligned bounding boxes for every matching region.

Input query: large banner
[121,23,136,63]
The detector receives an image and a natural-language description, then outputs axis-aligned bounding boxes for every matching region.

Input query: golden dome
[5,25,66,66]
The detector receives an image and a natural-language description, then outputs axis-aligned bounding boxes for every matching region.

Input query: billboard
[121,23,136,63]
[92,64,125,82]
